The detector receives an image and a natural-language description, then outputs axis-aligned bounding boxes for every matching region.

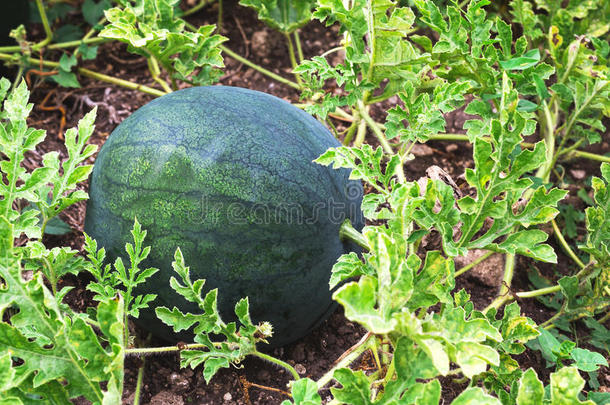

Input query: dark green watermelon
[85,86,364,347]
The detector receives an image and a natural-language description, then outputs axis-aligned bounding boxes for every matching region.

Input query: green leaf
[455,341,500,378]
[451,387,501,404]
[580,163,610,266]
[0,267,123,402]
[570,348,608,372]
[551,367,595,404]
[499,49,540,71]
[385,81,469,143]
[156,248,265,382]
[331,368,372,405]
[333,276,396,334]
[78,43,99,60]
[510,0,543,40]
[82,0,112,26]
[536,328,562,363]
[497,302,539,354]
[329,252,372,290]
[281,378,322,405]
[583,318,610,354]
[414,78,566,262]
[516,368,544,405]
[44,216,73,235]
[239,0,315,33]
[100,1,227,86]
[315,145,397,192]
[399,380,441,405]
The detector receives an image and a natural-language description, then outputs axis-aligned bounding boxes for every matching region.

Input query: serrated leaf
[281,378,322,405]
[580,163,610,265]
[331,368,372,405]
[101,1,227,86]
[333,276,396,334]
[239,0,315,33]
[329,252,371,290]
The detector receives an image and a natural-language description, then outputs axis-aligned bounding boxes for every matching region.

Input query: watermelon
[85,86,364,347]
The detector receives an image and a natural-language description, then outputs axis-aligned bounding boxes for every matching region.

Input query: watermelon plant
[1,0,610,403]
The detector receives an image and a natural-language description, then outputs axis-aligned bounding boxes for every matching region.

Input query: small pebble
[168,372,189,391]
[411,143,435,157]
[570,169,586,180]
[295,363,307,375]
[445,143,459,153]
[223,392,233,402]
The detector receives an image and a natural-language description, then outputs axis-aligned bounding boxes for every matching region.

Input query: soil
[8,0,610,404]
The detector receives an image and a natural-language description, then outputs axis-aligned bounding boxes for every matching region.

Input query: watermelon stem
[294,31,305,63]
[342,113,360,145]
[252,350,300,381]
[32,0,53,51]
[0,52,167,97]
[316,332,374,390]
[339,219,369,250]
[182,0,214,18]
[133,355,146,405]
[284,33,303,86]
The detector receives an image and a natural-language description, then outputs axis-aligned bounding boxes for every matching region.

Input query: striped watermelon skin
[85,86,364,346]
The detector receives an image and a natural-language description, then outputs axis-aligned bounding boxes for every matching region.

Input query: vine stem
[357,102,406,183]
[217,0,223,32]
[0,37,107,53]
[133,356,146,405]
[485,262,597,305]
[551,219,586,269]
[33,0,53,51]
[394,133,610,164]
[0,53,166,97]
[353,117,367,147]
[252,351,300,381]
[294,31,305,63]
[182,0,212,17]
[515,285,560,299]
[0,0,54,53]
[220,45,301,90]
[147,56,173,93]
[340,219,369,250]
[454,251,495,278]
[569,150,610,163]
[284,33,303,86]
[125,343,208,355]
[357,102,393,154]
[483,253,515,313]
[342,114,360,145]
[316,332,374,390]
[182,20,302,90]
